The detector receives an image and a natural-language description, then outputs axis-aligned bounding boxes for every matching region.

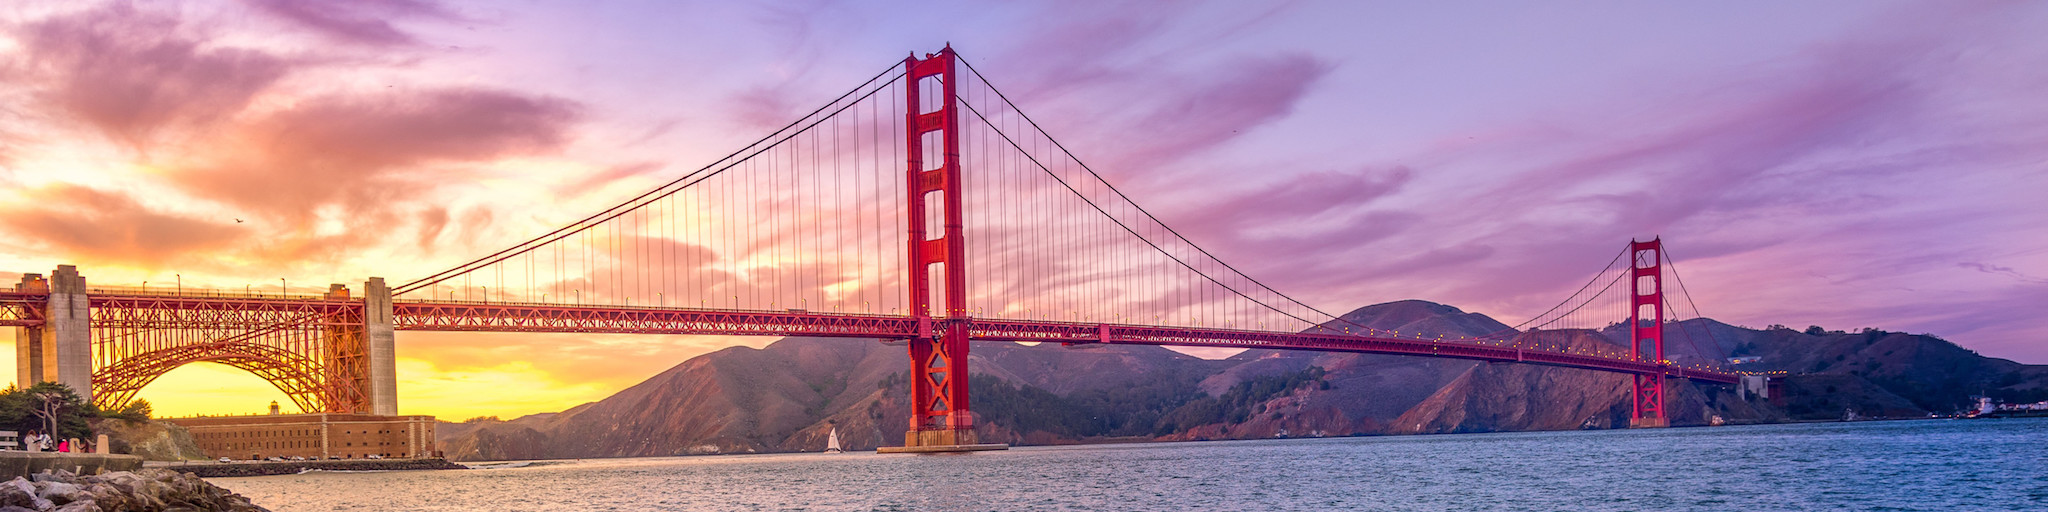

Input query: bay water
[215,418,2047,511]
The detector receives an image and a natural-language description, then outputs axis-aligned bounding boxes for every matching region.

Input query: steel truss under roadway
[4,290,1735,413]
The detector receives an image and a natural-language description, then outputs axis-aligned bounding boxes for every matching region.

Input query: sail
[826,427,842,452]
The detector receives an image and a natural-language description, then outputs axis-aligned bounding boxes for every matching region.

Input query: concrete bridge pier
[14,274,46,387]
[365,277,398,416]
[14,266,92,403]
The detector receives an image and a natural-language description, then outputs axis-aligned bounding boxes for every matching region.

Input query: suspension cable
[396,63,908,295]
[1661,245,1729,371]
[957,56,1407,336]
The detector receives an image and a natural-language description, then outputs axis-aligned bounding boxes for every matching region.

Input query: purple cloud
[1958,262,2048,285]
[170,87,579,226]
[240,0,456,46]
[0,185,245,268]
[9,3,292,147]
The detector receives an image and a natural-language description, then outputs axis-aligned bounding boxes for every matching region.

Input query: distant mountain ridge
[438,300,2048,461]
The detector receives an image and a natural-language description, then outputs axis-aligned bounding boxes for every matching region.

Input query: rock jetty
[0,469,266,512]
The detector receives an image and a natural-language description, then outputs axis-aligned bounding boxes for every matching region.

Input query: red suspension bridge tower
[889,46,995,452]
[1629,238,1668,428]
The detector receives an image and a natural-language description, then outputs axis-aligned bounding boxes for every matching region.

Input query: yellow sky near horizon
[0,331,783,420]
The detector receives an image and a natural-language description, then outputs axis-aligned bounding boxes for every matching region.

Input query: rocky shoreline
[155,458,469,478]
[1,468,266,512]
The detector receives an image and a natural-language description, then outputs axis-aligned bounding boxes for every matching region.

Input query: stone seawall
[0,452,144,480]
[152,458,467,478]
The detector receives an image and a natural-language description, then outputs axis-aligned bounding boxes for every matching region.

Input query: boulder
[0,469,267,512]
[0,480,48,510]
[29,482,80,506]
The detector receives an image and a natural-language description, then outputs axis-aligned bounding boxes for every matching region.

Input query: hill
[437,301,2047,460]
[440,337,1225,459]
[1706,323,2048,418]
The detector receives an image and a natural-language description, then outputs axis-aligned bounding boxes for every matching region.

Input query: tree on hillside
[101,399,152,422]
[0,383,99,444]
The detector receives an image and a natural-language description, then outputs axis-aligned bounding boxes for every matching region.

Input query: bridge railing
[389,297,918,318]
[33,285,1756,381]
[83,286,337,302]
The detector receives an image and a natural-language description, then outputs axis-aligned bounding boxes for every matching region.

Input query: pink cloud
[726,82,813,133]
[415,207,452,248]
[4,2,584,271]
[0,184,245,268]
[1112,54,1330,168]
[240,0,456,47]
[1957,262,2048,285]
[563,162,666,198]
[9,3,293,147]
[1181,166,1412,234]
[1245,30,1961,310]
[985,14,1167,98]
[171,87,579,226]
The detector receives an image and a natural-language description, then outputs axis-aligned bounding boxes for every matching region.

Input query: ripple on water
[214,418,2048,511]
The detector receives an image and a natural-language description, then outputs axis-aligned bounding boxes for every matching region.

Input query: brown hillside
[437,301,2047,460]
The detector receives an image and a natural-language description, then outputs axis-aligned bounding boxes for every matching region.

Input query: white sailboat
[824,427,843,454]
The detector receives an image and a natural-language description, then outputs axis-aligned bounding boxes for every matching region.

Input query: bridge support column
[365,278,398,416]
[31,266,94,403]
[14,324,45,386]
[1630,375,1667,428]
[14,274,48,388]
[1628,239,1667,428]
[897,322,977,449]
[879,46,1004,454]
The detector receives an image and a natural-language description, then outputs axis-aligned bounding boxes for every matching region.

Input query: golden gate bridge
[0,47,1739,452]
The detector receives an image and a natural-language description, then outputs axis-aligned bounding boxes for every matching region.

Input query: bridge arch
[92,341,332,414]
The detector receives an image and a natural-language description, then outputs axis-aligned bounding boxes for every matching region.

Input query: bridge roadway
[0,290,1737,384]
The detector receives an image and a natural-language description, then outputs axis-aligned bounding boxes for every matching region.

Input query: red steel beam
[93,339,330,413]
[389,301,1735,384]
[89,294,361,330]
[0,292,41,327]
[391,301,920,339]
[966,319,1739,384]
[36,291,1737,384]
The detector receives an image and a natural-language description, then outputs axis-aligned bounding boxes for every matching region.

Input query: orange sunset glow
[3,1,2044,425]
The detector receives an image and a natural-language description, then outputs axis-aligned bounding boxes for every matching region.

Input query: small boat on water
[824,427,843,454]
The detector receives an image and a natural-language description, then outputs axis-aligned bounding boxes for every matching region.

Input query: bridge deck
[0,291,1738,384]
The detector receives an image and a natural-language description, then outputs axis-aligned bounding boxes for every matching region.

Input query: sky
[0,1,2043,420]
